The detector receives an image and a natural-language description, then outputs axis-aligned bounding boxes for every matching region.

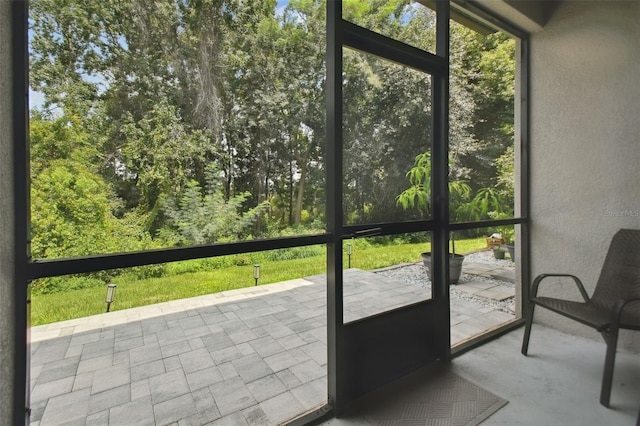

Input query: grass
[31,237,487,326]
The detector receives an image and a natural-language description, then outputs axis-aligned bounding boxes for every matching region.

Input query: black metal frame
[13,0,530,423]
[325,1,455,414]
[11,1,30,422]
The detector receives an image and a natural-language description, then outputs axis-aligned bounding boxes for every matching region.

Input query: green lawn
[31,237,487,326]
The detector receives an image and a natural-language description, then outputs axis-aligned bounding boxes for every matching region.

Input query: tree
[160,169,269,246]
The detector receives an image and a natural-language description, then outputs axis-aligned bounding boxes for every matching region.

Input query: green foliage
[27,1,516,296]
[119,99,214,214]
[29,116,162,294]
[160,169,269,246]
[396,152,474,223]
[395,152,432,213]
[263,245,324,262]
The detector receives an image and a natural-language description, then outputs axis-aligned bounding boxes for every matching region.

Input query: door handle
[353,227,382,238]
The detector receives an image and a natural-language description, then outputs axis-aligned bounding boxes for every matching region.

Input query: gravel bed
[374,250,516,314]
[463,249,515,268]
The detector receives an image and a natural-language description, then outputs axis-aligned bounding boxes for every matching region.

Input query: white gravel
[374,250,516,314]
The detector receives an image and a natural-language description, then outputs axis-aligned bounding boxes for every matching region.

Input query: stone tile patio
[30,262,515,425]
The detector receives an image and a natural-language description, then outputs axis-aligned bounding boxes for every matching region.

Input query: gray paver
[30,263,515,425]
[80,338,114,360]
[131,359,165,382]
[209,377,256,416]
[88,384,131,415]
[149,369,190,405]
[290,359,325,384]
[73,371,93,391]
[179,347,215,374]
[249,335,285,358]
[232,353,273,383]
[131,378,151,401]
[86,410,109,426]
[241,405,271,426]
[291,377,327,412]
[77,354,113,374]
[152,393,197,425]
[91,364,130,395]
[114,336,144,352]
[109,396,155,426]
[129,343,162,367]
[36,356,79,385]
[264,350,300,373]
[209,411,250,426]
[31,338,71,366]
[31,376,75,402]
[259,391,305,425]
[476,286,515,301]
[39,387,90,425]
[160,339,192,358]
[163,355,183,372]
[246,374,287,402]
[185,365,223,391]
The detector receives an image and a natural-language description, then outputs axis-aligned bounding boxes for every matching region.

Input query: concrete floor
[321,324,640,426]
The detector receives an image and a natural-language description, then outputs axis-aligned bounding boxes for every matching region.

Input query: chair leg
[521,302,535,355]
[600,328,619,408]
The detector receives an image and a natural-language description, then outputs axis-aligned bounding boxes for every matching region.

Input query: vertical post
[346,243,352,269]
[326,0,345,415]
[432,0,451,361]
[0,1,30,424]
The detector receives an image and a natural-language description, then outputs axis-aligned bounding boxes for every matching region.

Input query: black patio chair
[522,228,640,407]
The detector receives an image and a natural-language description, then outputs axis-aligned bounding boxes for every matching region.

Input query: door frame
[326,0,452,412]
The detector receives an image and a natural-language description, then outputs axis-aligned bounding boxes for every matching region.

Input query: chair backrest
[591,229,640,309]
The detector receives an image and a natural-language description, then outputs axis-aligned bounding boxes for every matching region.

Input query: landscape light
[105,284,117,313]
[254,264,260,286]
[347,243,352,268]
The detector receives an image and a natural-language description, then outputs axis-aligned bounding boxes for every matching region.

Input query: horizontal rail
[28,234,331,280]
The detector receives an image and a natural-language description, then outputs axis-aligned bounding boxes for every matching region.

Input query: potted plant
[396,152,469,284]
[492,216,515,262]
[420,244,465,284]
[492,247,506,259]
[503,232,515,261]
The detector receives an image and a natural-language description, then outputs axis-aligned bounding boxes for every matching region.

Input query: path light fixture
[254,264,260,286]
[105,283,117,313]
[347,243,352,269]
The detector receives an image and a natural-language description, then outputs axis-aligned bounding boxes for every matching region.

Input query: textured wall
[529,1,640,351]
[0,2,18,423]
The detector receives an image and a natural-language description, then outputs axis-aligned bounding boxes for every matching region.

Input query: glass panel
[342,233,433,324]
[448,21,516,223]
[30,247,327,421]
[343,48,432,225]
[31,248,327,325]
[449,225,519,346]
[29,0,326,259]
[342,0,436,54]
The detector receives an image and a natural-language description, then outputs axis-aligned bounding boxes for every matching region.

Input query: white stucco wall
[529,0,640,351]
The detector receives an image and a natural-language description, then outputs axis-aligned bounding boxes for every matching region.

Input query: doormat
[353,367,508,426]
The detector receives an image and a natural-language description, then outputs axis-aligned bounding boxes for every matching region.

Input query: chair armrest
[530,273,590,302]
[609,297,640,330]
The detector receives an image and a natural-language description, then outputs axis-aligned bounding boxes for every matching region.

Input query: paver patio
[30,262,515,425]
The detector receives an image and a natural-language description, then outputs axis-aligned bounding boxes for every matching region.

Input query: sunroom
[1,0,639,424]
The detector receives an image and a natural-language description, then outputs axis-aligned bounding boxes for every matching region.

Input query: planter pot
[505,244,515,261]
[493,249,506,259]
[486,236,503,249]
[421,252,465,284]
